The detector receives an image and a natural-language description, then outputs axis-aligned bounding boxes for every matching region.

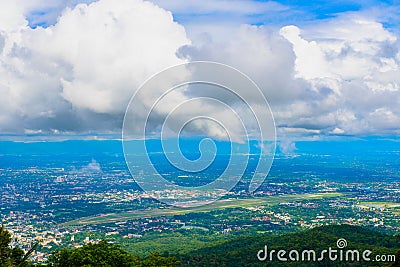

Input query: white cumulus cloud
[0,0,399,140]
[0,0,190,134]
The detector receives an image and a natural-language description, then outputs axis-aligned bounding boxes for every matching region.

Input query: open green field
[358,201,400,214]
[63,192,342,226]
[358,201,400,208]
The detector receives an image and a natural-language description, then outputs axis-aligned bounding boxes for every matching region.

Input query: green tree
[0,224,36,267]
[47,240,180,267]
[140,252,180,267]
[47,240,139,267]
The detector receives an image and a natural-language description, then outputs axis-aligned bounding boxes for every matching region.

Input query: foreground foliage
[178,225,400,266]
[0,224,38,267]
[47,240,180,267]
[1,224,399,267]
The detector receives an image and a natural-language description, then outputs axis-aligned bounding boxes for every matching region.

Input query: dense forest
[177,225,400,266]
[1,224,399,266]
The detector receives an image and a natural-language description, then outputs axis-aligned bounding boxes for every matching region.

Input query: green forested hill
[178,225,400,267]
[2,224,399,266]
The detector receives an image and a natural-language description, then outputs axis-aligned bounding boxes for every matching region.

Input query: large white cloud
[0,0,190,134]
[180,13,400,137]
[0,0,399,139]
[278,15,400,135]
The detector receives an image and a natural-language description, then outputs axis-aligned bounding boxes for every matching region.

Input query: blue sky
[166,0,365,23]
[0,0,399,141]
[24,1,400,33]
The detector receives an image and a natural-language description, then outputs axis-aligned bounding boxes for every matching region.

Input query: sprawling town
[1,141,399,263]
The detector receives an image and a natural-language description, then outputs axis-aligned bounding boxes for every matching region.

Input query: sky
[0,0,399,141]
